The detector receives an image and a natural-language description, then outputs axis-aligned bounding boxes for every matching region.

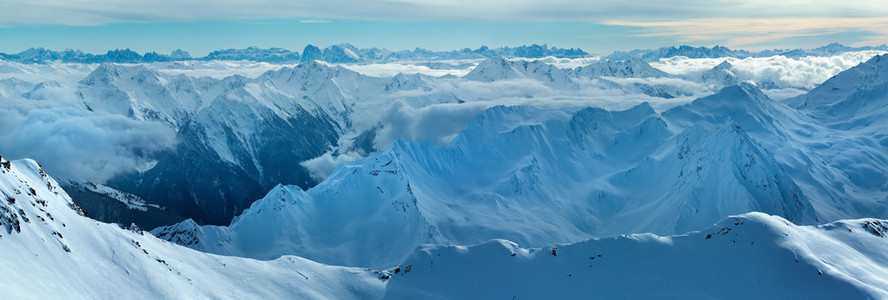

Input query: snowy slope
[384,213,888,299]
[7,154,888,299]
[153,155,444,269]
[0,155,385,299]
[788,54,888,131]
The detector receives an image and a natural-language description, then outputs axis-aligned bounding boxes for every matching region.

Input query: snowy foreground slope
[157,54,888,270]
[5,155,888,298]
[386,213,888,299]
[0,156,385,299]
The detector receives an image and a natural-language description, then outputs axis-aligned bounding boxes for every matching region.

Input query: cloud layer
[0,108,176,182]
[652,50,887,90]
[4,1,887,26]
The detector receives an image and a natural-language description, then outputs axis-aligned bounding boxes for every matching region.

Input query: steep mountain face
[154,154,443,269]
[301,44,323,62]
[76,63,208,127]
[384,213,888,299]
[111,98,340,224]
[98,64,351,225]
[59,178,185,229]
[323,44,363,63]
[662,83,883,221]
[0,156,385,298]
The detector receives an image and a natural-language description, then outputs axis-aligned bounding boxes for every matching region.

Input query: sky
[0,0,886,56]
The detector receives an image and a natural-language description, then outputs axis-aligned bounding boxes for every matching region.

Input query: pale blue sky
[1,1,886,55]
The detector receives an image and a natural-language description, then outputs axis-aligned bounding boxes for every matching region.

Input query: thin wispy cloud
[1,0,886,52]
[4,0,887,26]
[607,17,888,49]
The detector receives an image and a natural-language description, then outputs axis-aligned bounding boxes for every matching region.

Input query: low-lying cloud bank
[652,50,887,89]
[0,107,176,182]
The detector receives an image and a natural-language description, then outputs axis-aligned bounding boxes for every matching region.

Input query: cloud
[0,107,177,183]
[155,60,300,79]
[299,20,330,24]
[335,62,476,77]
[3,1,887,26]
[607,17,888,49]
[300,150,362,181]
[372,101,491,149]
[651,50,887,90]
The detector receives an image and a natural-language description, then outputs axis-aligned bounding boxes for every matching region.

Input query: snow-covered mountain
[157,58,888,269]
[386,213,888,298]
[204,47,301,63]
[609,43,888,62]
[4,49,885,232]
[0,44,591,65]
[571,57,669,79]
[788,53,888,131]
[463,57,578,89]
[0,155,386,298]
[153,83,824,268]
[700,60,739,87]
[5,154,888,298]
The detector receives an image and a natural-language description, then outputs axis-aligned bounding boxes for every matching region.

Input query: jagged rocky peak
[169,49,191,60]
[0,157,84,239]
[322,43,362,63]
[152,218,202,246]
[301,44,323,62]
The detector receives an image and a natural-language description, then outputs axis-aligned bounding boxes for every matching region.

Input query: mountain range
[3,154,888,298]
[0,43,588,64]
[152,55,888,271]
[2,44,888,297]
[2,49,882,228]
[3,42,886,65]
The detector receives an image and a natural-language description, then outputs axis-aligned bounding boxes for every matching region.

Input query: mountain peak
[573,57,668,78]
[301,44,322,62]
